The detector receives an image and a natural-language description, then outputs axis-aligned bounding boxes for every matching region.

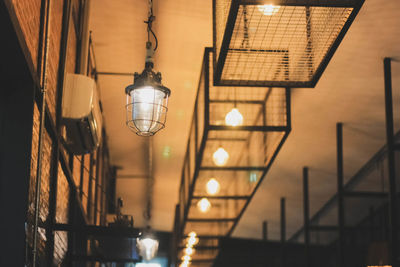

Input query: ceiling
[89,0,400,240]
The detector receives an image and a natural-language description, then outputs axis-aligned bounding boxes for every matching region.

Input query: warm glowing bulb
[188,231,197,237]
[197,198,211,213]
[213,147,229,166]
[225,108,243,126]
[137,237,159,261]
[180,261,190,267]
[182,255,191,262]
[187,236,199,247]
[206,178,220,195]
[257,4,280,15]
[184,246,195,256]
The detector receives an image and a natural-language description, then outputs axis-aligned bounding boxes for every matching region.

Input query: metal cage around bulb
[125,67,171,136]
[213,0,364,87]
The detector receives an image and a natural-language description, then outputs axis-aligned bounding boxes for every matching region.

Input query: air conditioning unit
[62,73,102,154]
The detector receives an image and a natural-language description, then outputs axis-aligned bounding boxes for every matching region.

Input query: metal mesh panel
[194,170,262,196]
[188,198,247,219]
[184,221,234,237]
[214,0,363,87]
[176,48,290,266]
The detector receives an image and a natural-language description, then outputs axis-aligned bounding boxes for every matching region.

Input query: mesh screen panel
[214,0,363,87]
[176,48,290,266]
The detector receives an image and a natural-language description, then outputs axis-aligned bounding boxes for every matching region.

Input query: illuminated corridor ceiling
[90,0,400,240]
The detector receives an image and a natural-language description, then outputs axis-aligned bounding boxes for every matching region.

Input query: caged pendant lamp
[125,0,171,136]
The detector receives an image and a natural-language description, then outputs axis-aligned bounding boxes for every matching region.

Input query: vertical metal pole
[384,57,398,267]
[303,167,310,267]
[262,221,268,241]
[337,122,345,267]
[32,0,51,266]
[281,197,286,267]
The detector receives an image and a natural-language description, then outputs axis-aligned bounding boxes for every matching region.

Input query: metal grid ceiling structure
[175,48,291,266]
[213,0,364,87]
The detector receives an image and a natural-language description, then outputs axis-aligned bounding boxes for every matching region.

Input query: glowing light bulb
[225,108,243,126]
[257,4,280,15]
[187,236,198,247]
[182,255,191,262]
[137,237,159,261]
[188,231,197,237]
[186,231,199,247]
[197,198,211,213]
[180,261,190,267]
[206,178,220,195]
[184,246,195,256]
[213,147,229,166]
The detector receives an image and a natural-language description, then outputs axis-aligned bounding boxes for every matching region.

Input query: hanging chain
[144,0,158,51]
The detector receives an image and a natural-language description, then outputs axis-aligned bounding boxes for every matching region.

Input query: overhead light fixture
[213,0,365,87]
[125,0,171,136]
[137,231,159,261]
[206,178,220,195]
[197,198,211,213]
[257,4,280,15]
[225,107,243,126]
[213,147,229,166]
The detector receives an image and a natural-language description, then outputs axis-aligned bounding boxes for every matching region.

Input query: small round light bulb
[182,255,191,262]
[257,4,280,15]
[213,147,229,166]
[206,178,220,195]
[225,108,243,126]
[184,246,195,256]
[197,198,211,213]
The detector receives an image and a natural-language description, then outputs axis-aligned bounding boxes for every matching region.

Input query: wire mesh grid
[209,53,288,127]
[214,0,360,86]
[176,48,290,266]
[188,198,247,219]
[178,248,219,261]
[184,221,234,237]
[194,170,262,196]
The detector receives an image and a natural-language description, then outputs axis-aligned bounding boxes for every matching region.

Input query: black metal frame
[290,81,400,265]
[212,0,365,88]
[175,47,291,264]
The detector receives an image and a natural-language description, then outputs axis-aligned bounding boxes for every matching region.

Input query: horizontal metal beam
[209,125,288,132]
[96,71,135,76]
[183,235,223,239]
[192,195,250,200]
[72,255,140,263]
[209,99,264,104]
[179,259,215,263]
[241,0,361,7]
[200,166,266,171]
[343,191,388,198]
[218,79,312,88]
[178,246,219,250]
[208,137,247,142]
[309,225,338,232]
[53,223,140,237]
[309,225,354,232]
[187,218,236,223]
